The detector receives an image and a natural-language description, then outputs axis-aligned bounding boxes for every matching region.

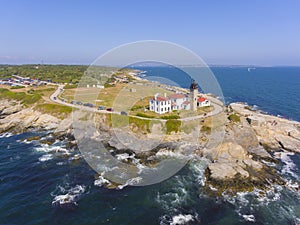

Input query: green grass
[129,117,151,133]
[105,114,151,133]
[161,114,180,120]
[200,125,211,133]
[64,84,77,89]
[131,105,144,111]
[10,85,25,89]
[166,119,181,134]
[0,88,41,105]
[228,113,241,122]
[34,103,73,118]
[135,112,155,118]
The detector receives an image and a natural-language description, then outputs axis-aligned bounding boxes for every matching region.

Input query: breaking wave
[51,184,86,206]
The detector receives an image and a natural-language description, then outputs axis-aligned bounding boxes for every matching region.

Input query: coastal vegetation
[63,84,77,89]
[200,125,211,133]
[34,103,73,119]
[0,88,41,105]
[228,113,241,122]
[0,64,118,84]
[166,119,181,134]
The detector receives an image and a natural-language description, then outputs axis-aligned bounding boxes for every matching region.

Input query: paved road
[49,85,224,121]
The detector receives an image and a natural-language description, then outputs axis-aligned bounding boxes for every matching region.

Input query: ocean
[0,66,300,225]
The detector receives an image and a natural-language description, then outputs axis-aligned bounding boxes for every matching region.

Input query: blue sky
[1,0,300,65]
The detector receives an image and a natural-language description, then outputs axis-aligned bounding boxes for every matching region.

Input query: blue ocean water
[0,66,300,225]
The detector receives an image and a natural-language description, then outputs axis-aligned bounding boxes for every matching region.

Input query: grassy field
[0,88,42,105]
[60,82,175,110]
[34,103,73,119]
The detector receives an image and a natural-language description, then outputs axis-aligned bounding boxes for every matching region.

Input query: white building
[149,93,172,114]
[168,93,189,110]
[149,81,211,114]
[197,97,211,107]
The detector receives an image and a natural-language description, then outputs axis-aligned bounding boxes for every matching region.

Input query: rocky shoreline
[0,99,299,195]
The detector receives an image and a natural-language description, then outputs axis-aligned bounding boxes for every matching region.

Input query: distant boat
[248,67,256,72]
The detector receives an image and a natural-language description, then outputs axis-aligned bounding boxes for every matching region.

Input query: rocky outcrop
[0,100,61,133]
[231,103,300,153]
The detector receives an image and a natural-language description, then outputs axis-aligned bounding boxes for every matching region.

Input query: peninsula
[0,64,299,195]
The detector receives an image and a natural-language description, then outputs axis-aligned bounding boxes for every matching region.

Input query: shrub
[136,113,154,118]
[201,125,211,133]
[131,105,144,111]
[34,103,73,118]
[161,115,180,120]
[228,114,241,122]
[166,119,181,134]
[0,88,41,104]
[129,117,151,132]
[64,84,77,89]
[10,85,25,89]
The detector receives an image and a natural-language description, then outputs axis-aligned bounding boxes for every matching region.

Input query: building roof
[182,101,190,105]
[169,93,186,99]
[155,96,169,101]
[197,97,207,102]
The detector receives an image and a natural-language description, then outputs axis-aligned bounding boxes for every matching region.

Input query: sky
[1,0,300,66]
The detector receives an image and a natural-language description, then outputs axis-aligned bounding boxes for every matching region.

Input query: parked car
[106,108,113,112]
[53,97,57,100]
[76,101,83,105]
[83,103,94,107]
[70,100,75,104]
[120,111,127,116]
[98,106,106,110]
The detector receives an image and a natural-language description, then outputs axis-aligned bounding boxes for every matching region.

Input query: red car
[106,108,113,112]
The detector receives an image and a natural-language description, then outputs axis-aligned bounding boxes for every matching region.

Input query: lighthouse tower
[189,80,198,111]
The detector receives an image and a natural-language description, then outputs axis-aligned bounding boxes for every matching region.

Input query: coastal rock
[54,117,73,135]
[1,102,23,116]
[230,103,300,153]
[0,104,60,133]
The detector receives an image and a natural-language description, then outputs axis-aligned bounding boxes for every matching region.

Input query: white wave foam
[52,184,85,206]
[280,151,298,179]
[94,174,111,187]
[189,159,208,186]
[39,154,53,162]
[242,214,256,222]
[261,159,277,167]
[170,214,194,225]
[117,177,142,190]
[0,132,13,138]
[115,153,135,161]
[156,177,189,211]
[285,179,300,195]
[156,150,191,160]
[35,144,68,153]
[160,213,197,225]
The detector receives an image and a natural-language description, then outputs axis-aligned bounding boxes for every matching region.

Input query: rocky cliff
[0,99,299,194]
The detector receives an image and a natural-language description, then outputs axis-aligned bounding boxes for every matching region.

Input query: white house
[149,93,172,114]
[168,93,189,110]
[197,97,211,107]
